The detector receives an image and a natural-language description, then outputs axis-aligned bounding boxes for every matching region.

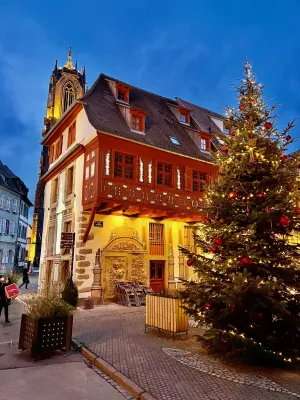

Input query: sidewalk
[73,304,300,400]
[0,301,134,400]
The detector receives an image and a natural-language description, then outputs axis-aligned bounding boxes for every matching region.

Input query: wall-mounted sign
[94,221,104,228]
[61,232,74,249]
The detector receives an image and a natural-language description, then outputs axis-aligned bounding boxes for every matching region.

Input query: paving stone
[73,306,300,400]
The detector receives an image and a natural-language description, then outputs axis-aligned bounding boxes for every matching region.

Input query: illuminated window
[192,171,207,192]
[114,152,134,180]
[157,163,172,187]
[63,83,75,113]
[149,223,164,256]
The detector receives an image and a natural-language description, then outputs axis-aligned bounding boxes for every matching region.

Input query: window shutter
[49,145,54,163]
[11,221,15,235]
[6,197,10,211]
[2,249,6,263]
[0,195,3,209]
[0,218,2,234]
[13,199,17,213]
[72,122,76,143]
[185,167,193,192]
[58,136,63,156]
[5,249,8,263]
[2,219,6,234]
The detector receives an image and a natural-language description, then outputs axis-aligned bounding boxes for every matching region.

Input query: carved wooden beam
[82,206,97,243]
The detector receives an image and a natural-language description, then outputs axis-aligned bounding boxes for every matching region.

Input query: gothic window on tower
[63,83,75,113]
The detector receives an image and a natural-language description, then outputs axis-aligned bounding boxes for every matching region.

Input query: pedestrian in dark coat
[0,275,11,323]
[19,268,30,289]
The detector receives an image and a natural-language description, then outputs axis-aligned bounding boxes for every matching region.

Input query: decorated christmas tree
[182,62,300,365]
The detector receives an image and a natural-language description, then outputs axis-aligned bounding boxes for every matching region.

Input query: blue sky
[0,0,300,207]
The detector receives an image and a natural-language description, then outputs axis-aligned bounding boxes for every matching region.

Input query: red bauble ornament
[296,207,300,214]
[221,146,229,154]
[187,259,193,267]
[257,192,266,199]
[279,216,290,226]
[264,122,272,130]
[230,131,236,137]
[229,191,237,199]
[213,237,222,246]
[240,257,252,265]
[205,303,211,310]
[281,154,288,161]
[258,312,263,318]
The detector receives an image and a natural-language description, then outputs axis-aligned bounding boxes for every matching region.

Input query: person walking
[0,275,11,323]
[19,267,30,290]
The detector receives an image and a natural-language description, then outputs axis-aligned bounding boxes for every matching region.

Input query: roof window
[169,136,180,145]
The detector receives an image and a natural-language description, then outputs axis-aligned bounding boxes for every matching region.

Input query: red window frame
[156,162,172,187]
[192,171,207,193]
[114,152,135,180]
[130,107,147,132]
[179,107,191,125]
[116,83,130,103]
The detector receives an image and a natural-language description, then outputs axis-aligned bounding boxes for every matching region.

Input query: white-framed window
[12,199,18,213]
[9,221,15,236]
[0,194,4,210]
[200,138,207,151]
[6,197,11,211]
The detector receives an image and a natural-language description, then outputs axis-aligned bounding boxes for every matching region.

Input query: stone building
[30,48,85,268]
[38,64,225,303]
[0,161,32,273]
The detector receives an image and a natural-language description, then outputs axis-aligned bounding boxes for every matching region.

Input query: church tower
[30,49,86,267]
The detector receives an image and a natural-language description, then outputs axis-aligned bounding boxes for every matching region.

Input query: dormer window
[130,107,147,133]
[179,107,191,125]
[199,133,211,152]
[116,83,130,103]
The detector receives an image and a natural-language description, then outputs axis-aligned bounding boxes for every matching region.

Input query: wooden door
[150,261,164,293]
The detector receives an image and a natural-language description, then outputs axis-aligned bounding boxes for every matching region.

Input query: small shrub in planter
[18,288,75,358]
[61,276,78,307]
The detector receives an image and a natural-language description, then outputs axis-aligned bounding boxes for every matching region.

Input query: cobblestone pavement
[73,305,300,400]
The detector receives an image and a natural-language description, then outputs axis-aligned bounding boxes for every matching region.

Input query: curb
[71,338,157,400]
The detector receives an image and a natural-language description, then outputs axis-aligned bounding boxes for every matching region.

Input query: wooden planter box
[146,294,188,334]
[18,314,73,357]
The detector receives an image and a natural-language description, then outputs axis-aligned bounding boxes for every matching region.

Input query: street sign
[61,232,74,249]
[94,221,104,228]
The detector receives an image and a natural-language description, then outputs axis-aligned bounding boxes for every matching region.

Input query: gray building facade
[0,161,32,273]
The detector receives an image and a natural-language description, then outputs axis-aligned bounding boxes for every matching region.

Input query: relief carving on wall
[109,241,139,252]
[131,254,147,283]
[105,256,127,298]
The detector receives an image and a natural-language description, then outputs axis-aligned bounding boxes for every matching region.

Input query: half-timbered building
[39,72,223,303]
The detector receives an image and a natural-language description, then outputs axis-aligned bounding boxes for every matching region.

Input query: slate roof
[0,161,32,205]
[82,74,224,163]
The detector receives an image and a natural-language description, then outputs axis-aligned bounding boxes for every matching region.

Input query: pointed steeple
[64,47,75,70]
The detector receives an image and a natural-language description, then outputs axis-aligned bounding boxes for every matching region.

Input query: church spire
[64,46,75,70]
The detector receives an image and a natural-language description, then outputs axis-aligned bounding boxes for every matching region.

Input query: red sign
[5,283,21,299]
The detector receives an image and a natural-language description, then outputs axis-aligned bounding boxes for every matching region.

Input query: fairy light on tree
[181,62,300,365]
